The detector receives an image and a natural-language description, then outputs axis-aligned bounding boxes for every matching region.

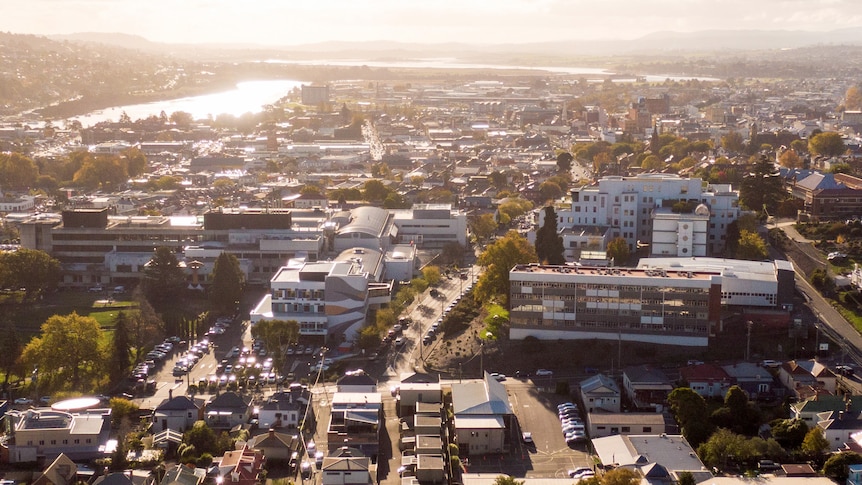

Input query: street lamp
[746,321,753,362]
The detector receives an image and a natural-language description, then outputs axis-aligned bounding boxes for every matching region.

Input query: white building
[391,204,468,249]
[650,204,710,257]
[249,247,391,342]
[540,174,739,258]
[638,257,796,309]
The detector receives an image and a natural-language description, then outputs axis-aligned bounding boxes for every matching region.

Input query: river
[72,79,305,127]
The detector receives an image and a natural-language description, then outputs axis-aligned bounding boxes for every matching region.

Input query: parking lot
[460,378,593,478]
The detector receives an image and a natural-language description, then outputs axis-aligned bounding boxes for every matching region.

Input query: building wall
[455,427,506,455]
[509,264,720,347]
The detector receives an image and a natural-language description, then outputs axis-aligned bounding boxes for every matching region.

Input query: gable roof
[451,373,513,416]
[624,365,673,387]
[247,429,298,450]
[580,374,621,395]
[793,395,862,415]
[34,453,77,485]
[322,456,371,472]
[156,396,200,412]
[159,465,205,485]
[208,392,251,410]
[679,364,731,382]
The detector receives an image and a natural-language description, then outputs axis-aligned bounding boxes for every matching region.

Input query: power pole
[746,321,753,362]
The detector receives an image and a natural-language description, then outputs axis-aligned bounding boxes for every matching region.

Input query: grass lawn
[6,290,139,333]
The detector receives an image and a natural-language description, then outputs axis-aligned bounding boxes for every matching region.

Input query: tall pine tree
[210,252,244,315]
[535,206,565,265]
[110,311,132,383]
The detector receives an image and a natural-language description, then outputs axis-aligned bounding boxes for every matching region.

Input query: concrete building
[451,373,514,456]
[587,412,667,439]
[391,204,468,249]
[509,263,722,347]
[6,408,112,463]
[249,247,391,341]
[544,174,739,257]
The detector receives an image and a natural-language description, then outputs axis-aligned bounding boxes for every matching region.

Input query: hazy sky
[3,0,862,45]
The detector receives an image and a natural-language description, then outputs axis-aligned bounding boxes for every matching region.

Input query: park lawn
[11,291,139,333]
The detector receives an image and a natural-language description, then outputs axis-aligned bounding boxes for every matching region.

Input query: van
[289,451,299,471]
[113,286,126,294]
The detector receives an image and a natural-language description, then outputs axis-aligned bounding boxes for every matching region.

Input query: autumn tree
[475,231,537,306]
[809,132,846,158]
[122,147,148,177]
[362,179,390,202]
[721,131,745,153]
[470,213,498,242]
[735,230,768,261]
[421,266,441,287]
[73,154,129,191]
[251,319,299,370]
[601,468,640,485]
[21,312,102,388]
[535,206,565,265]
[210,252,244,315]
[845,85,862,111]
[606,237,630,265]
[778,149,802,168]
[641,154,663,171]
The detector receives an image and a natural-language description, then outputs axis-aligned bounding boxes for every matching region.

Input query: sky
[3,0,862,46]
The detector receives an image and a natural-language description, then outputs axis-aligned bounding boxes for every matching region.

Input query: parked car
[536,369,554,376]
[14,397,33,405]
[521,431,533,443]
[300,461,312,479]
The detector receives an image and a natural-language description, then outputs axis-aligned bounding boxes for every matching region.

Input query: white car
[521,431,533,443]
[490,372,506,382]
[568,468,592,479]
[14,397,33,405]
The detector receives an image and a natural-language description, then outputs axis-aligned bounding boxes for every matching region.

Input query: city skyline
[3,0,862,47]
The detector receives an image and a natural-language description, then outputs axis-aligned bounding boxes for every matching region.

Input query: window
[622,427,631,432]
[643,427,652,433]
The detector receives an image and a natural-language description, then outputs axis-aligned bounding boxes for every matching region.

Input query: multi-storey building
[542,174,739,258]
[7,408,112,463]
[509,263,722,347]
[250,247,391,341]
[19,207,324,288]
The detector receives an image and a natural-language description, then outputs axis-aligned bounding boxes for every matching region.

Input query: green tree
[801,427,830,456]
[556,151,573,172]
[535,206,565,265]
[498,198,533,221]
[470,214,498,242]
[109,397,140,427]
[73,154,129,191]
[362,179,390,202]
[697,428,748,469]
[0,248,60,302]
[770,418,809,449]
[538,181,563,201]
[143,247,186,313]
[439,242,465,266]
[110,311,132,383]
[21,312,102,388]
[422,266,441,287]
[0,319,23,389]
[250,319,299,360]
[823,452,862,481]
[488,171,508,190]
[735,230,768,261]
[809,131,846,158]
[210,252,244,315]
[492,476,524,485]
[0,152,39,189]
[668,387,713,447]
[790,139,808,154]
[475,231,537,306]
[606,237,630,265]
[677,472,695,485]
[739,155,782,214]
[641,154,663,171]
[184,420,232,455]
[122,147,148,177]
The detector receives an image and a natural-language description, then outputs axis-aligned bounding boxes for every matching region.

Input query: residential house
[205,392,252,430]
[336,370,377,393]
[398,373,442,417]
[217,448,265,485]
[415,454,446,484]
[246,429,299,461]
[159,465,205,485]
[32,453,77,485]
[451,372,514,456]
[849,463,862,485]
[721,363,777,401]
[817,410,862,451]
[580,374,621,413]
[792,395,862,426]
[153,395,202,432]
[258,386,309,429]
[778,360,837,400]
[328,392,382,458]
[321,453,373,485]
[591,434,712,482]
[622,366,674,412]
[679,364,733,399]
[587,413,667,439]
[7,408,112,463]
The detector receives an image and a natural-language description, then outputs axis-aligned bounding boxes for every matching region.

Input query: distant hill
[50,27,862,60]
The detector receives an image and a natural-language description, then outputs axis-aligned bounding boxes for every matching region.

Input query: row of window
[26,438,91,445]
[273,303,325,313]
[511,317,707,333]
